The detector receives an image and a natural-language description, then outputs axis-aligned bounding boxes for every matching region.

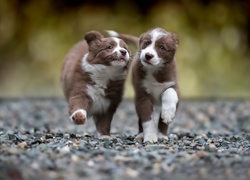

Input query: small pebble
[18,141,27,148]
[126,168,139,178]
[59,146,70,154]
[64,133,70,138]
[71,155,79,162]
[169,134,178,140]
[183,140,192,146]
[87,160,95,167]
[196,150,206,158]
[205,143,217,152]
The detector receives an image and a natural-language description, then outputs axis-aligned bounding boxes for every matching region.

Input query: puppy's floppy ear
[84,31,104,46]
[171,33,179,47]
[139,33,146,46]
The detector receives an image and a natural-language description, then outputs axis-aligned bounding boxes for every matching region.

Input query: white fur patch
[70,109,87,122]
[134,133,143,142]
[161,88,178,124]
[81,54,127,115]
[111,37,130,66]
[111,60,126,67]
[106,30,118,37]
[142,118,158,143]
[112,37,122,53]
[142,73,176,102]
[158,132,169,140]
[140,29,166,68]
[86,85,110,115]
[99,135,115,139]
[82,53,127,81]
[135,132,144,139]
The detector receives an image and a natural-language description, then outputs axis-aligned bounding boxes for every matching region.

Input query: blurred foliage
[0,0,250,98]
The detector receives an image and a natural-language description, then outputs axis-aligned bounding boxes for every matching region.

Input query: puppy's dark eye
[107,45,113,49]
[160,46,166,50]
[144,41,150,46]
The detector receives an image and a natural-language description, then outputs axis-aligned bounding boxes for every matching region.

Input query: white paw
[99,135,114,140]
[96,132,116,139]
[161,88,178,125]
[142,119,158,143]
[70,109,87,125]
[135,133,144,142]
[144,133,158,143]
[158,133,169,140]
[161,104,176,125]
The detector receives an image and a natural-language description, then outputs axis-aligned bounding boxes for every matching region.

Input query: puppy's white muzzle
[140,47,161,67]
[111,48,129,67]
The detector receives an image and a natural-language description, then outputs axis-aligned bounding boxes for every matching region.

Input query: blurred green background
[0,0,250,98]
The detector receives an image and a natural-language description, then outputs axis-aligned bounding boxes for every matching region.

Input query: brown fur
[61,31,130,136]
[112,28,180,137]
[132,55,180,135]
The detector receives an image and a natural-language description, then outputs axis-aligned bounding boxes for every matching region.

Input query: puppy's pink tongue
[72,112,86,125]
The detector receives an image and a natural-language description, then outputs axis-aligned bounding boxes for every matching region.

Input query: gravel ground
[0,98,250,180]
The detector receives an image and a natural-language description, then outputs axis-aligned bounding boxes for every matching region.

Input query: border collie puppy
[61,31,131,137]
[108,28,180,142]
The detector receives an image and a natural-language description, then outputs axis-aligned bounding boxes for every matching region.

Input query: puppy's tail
[106,30,139,47]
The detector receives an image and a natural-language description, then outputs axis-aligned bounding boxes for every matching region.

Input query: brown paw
[71,110,86,125]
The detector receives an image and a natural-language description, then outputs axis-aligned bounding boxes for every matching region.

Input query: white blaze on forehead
[150,29,167,44]
[112,37,122,53]
[151,28,170,39]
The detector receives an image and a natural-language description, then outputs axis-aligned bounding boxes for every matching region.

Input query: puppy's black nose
[120,49,127,56]
[145,53,154,60]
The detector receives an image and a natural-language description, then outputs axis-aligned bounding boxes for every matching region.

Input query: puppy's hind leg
[94,111,114,138]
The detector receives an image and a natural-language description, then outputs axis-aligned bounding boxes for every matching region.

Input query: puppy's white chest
[86,84,110,115]
[81,54,127,114]
[142,74,175,102]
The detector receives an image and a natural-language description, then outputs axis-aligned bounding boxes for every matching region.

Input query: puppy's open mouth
[142,59,154,66]
[111,57,127,66]
[144,61,153,65]
[112,58,126,62]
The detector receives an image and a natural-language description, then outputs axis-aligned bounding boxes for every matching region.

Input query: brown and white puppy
[61,31,130,137]
[108,28,180,142]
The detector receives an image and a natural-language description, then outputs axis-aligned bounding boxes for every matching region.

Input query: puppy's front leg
[135,98,157,143]
[161,88,179,125]
[68,95,89,125]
